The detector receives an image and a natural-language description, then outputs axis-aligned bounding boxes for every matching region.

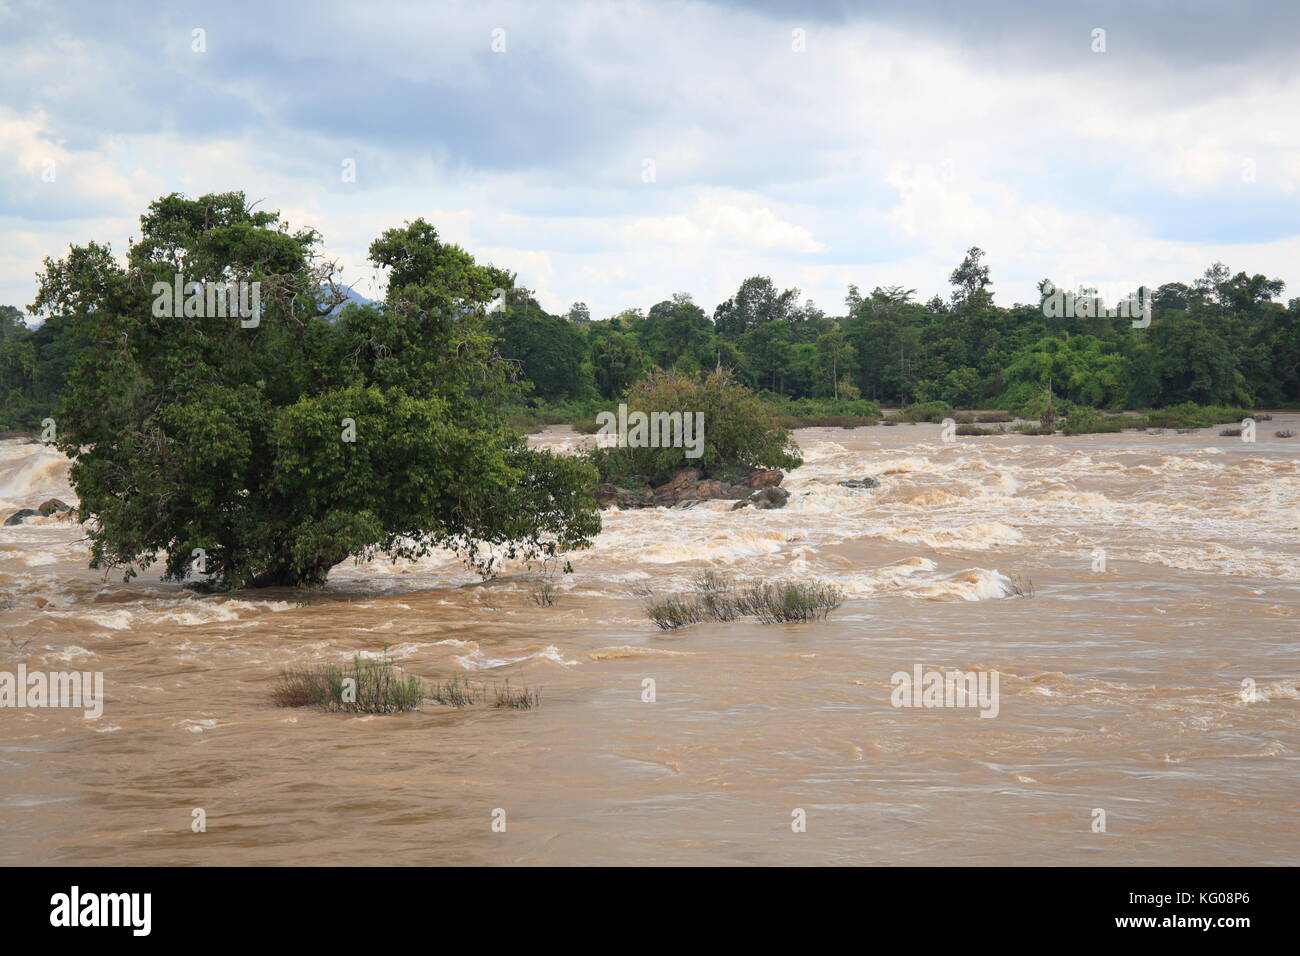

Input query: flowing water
[1,420,1297,865]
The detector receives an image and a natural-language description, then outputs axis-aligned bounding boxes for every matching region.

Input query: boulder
[837,476,880,489]
[37,498,71,516]
[595,484,651,509]
[731,486,790,511]
[745,469,784,489]
[595,467,789,510]
[693,479,739,500]
[653,467,703,495]
[4,508,38,526]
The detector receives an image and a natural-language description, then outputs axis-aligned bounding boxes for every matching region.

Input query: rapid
[1,419,1297,865]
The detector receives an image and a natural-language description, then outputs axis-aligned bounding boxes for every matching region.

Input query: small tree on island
[32,192,601,589]
[587,368,803,487]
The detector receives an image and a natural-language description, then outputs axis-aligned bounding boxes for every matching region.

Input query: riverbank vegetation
[9,245,1297,439]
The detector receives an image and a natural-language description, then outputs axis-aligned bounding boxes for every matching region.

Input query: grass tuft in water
[647,577,844,629]
[428,674,541,709]
[272,653,425,714]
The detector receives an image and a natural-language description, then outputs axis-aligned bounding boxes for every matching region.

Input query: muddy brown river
[1,420,1297,865]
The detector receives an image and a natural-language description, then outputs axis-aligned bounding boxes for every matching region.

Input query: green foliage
[586,368,802,486]
[490,295,593,400]
[590,330,648,398]
[1001,335,1128,411]
[1060,405,1103,435]
[32,193,600,589]
[19,251,1295,437]
[1140,403,1255,429]
[766,395,881,427]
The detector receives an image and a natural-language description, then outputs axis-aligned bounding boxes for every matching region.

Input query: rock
[745,469,784,489]
[837,476,880,489]
[595,484,651,509]
[694,479,739,500]
[4,508,38,526]
[731,486,790,511]
[653,467,703,495]
[37,498,71,516]
[596,467,788,510]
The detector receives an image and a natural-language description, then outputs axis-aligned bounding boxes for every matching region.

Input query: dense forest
[3,244,1298,433]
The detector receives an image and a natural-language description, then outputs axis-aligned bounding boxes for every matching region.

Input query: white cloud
[2,1,1298,320]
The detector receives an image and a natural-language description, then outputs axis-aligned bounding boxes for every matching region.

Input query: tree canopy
[28,192,600,588]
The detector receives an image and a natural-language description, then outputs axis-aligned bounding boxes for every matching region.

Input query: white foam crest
[905,567,1013,602]
[453,643,579,670]
[875,521,1023,552]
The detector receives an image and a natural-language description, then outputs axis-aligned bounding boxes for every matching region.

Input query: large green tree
[33,193,600,589]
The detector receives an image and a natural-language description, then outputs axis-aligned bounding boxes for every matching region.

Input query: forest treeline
[3,244,1298,432]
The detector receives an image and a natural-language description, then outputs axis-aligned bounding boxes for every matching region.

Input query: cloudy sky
[3,0,1299,319]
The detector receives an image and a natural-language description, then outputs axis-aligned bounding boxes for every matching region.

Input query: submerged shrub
[428,674,541,709]
[692,569,733,592]
[647,594,709,630]
[272,653,425,714]
[530,579,559,606]
[739,580,844,623]
[428,675,477,707]
[646,577,844,629]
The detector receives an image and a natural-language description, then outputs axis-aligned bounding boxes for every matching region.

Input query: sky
[2,0,1299,320]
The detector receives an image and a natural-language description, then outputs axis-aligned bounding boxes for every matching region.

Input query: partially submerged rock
[37,498,71,516]
[596,467,788,510]
[731,486,790,511]
[4,508,38,526]
[594,484,650,509]
[837,476,880,489]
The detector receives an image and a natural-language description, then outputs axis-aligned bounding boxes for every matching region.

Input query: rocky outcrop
[3,508,37,526]
[731,486,790,511]
[594,484,651,509]
[747,469,784,489]
[837,476,880,489]
[596,467,788,510]
[37,498,71,516]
